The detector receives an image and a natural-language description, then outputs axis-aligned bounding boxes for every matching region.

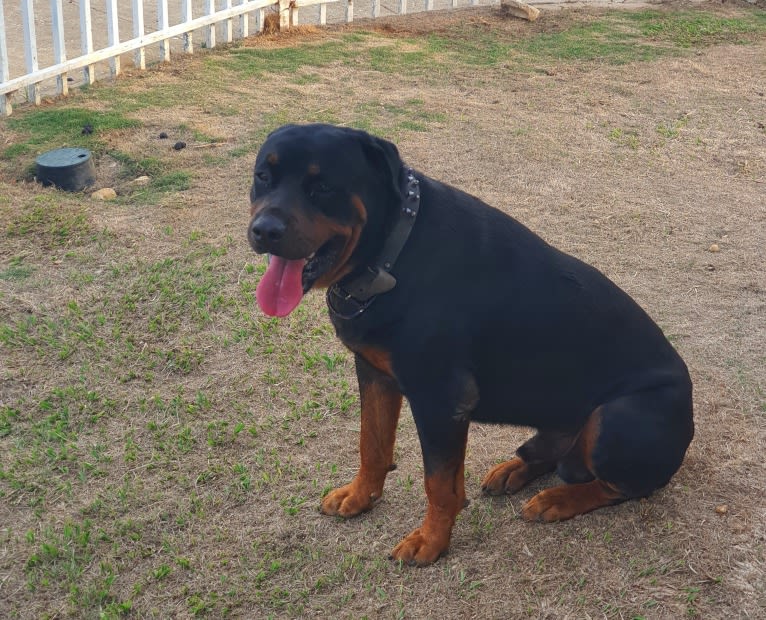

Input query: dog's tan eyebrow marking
[307,163,320,175]
[266,153,279,165]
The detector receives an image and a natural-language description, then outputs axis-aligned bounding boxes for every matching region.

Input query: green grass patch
[5,198,94,247]
[4,108,139,151]
[209,40,348,77]
[0,256,34,281]
[624,9,766,47]
[514,21,667,65]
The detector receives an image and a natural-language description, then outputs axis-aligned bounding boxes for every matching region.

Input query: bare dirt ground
[1,1,764,618]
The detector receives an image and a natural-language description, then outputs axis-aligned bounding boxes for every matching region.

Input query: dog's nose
[251,213,286,243]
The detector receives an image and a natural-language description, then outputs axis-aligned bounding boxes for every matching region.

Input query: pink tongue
[256,256,306,317]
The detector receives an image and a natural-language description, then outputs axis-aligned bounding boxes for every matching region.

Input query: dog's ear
[265,124,298,140]
[360,133,402,198]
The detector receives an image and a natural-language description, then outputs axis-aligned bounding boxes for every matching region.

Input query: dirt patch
[1,2,764,618]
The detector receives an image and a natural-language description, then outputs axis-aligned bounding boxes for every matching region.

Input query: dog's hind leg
[481,430,578,495]
[522,383,694,522]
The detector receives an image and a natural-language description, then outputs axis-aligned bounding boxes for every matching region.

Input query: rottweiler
[247,123,694,566]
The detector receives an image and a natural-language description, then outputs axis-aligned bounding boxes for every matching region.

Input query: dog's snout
[251,212,286,244]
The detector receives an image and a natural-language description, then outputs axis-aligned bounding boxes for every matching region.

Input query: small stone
[502,0,540,21]
[130,176,151,186]
[709,243,720,253]
[91,188,117,200]
[173,141,186,151]
[715,504,728,515]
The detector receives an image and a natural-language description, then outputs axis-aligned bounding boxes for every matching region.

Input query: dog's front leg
[320,353,402,517]
[390,389,470,566]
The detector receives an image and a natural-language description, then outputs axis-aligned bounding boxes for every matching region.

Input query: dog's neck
[326,166,420,320]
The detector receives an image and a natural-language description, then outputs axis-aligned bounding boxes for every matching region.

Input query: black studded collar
[327,166,420,320]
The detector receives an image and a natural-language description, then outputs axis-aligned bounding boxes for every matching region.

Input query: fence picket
[79,0,95,85]
[206,0,216,48]
[50,0,67,96]
[224,0,234,42]
[21,0,40,104]
[182,0,194,53]
[133,0,147,70]
[240,0,249,38]
[105,0,120,76]
[1,0,495,116]
[158,0,171,62]
[0,0,10,115]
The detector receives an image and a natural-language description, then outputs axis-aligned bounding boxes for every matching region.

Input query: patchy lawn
[1,1,764,617]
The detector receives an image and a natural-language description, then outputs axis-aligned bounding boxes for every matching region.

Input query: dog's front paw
[389,528,448,566]
[320,480,379,517]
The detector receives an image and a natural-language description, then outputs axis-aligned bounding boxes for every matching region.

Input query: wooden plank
[372,0,380,18]
[50,0,68,96]
[0,0,277,98]
[21,0,40,104]
[0,0,12,114]
[158,0,170,62]
[105,0,120,76]
[320,3,327,26]
[346,0,353,23]
[132,0,146,69]
[79,0,95,84]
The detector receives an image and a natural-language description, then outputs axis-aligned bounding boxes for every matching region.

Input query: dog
[247,123,694,566]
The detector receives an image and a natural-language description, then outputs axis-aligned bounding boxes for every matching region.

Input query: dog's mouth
[256,236,344,317]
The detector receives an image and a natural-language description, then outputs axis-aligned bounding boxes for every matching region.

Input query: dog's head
[248,124,401,317]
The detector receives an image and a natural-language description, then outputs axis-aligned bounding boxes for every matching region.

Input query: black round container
[36,147,96,192]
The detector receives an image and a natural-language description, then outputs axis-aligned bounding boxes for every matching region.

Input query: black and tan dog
[248,123,694,566]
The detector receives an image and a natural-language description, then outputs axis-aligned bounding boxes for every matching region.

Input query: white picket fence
[0,0,492,116]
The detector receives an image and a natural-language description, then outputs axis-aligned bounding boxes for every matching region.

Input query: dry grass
[1,1,764,618]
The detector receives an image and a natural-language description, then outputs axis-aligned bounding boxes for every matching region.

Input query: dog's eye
[255,171,270,185]
[309,182,333,200]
